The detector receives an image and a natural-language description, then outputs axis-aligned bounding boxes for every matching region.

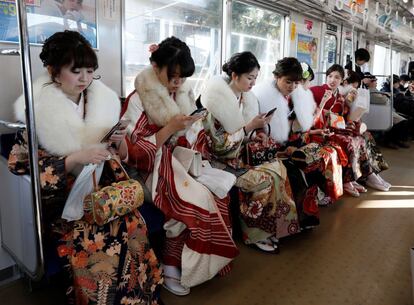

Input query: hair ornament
[301,62,310,79]
[149,44,159,53]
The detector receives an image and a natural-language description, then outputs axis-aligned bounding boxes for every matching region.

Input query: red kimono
[310,84,387,182]
[121,68,238,288]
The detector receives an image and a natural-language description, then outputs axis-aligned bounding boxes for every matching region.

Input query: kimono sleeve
[8,130,68,195]
[202,113,244,159]
[122,93,158,173]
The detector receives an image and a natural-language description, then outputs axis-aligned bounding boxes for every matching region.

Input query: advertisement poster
[0,0,97,48]
[296,33,318,69]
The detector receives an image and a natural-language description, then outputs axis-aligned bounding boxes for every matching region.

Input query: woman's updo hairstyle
[326,64,345,79]
[40,30,98,82]
[222,51,260,77]
[273,57,302,82]
[149,36,195,79]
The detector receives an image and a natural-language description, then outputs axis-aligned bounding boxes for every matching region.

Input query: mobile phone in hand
[265,107,277,117]
[190,107,207,117]
[101,119,130,143]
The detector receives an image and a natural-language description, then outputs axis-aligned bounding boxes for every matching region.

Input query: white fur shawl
[290,84,317,132]
[14,73,120,156]
[200,75,259,134]
[134,67,195,127]
[253,80,290,143]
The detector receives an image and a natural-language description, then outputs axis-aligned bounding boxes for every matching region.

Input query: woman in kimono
[199,52,300,254]
[121,37,238,296]
[8,31,162,305]
[310,64,390,196]
[289,63,346,203]
[252,57,322,229]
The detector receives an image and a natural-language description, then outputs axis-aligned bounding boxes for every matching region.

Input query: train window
[373,44,400,80]
[230,1,283,82]
[343,38,352,66]
[322,33,337,73]
[123,0,222,96]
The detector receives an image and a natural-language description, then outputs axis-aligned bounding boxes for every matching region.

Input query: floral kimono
[121,68,238,288]
[253,80,320,227]
[198,76,300,245]
[289,84,346,202]
[310,84,388,183]
[9,75,162,305]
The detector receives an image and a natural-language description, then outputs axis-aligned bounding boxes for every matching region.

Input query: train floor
[0,146,413,305]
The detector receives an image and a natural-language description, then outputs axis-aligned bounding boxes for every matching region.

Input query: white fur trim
[134,67,195,127]
[253,80,290,143]
[14,73,120,156]
[290,84,316,132]
[200,76,259,134]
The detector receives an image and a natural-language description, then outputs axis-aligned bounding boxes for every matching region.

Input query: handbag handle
[91,157,130,191]
[249,123,271,140]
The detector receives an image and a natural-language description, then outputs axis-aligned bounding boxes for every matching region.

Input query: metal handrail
[14,0,45,280]
[0,119,26,130]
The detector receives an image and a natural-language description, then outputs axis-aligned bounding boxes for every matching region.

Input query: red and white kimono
[121,67,238,288]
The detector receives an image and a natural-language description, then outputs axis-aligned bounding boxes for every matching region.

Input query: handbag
[244,125,280,166]
[83,158,144,226]
[172,146,202,177]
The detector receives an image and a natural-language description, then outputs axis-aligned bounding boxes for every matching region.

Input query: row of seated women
[7,30,390,304]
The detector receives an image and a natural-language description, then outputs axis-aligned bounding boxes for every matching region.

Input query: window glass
[321,34,337,83]
[343,38,352,66]
[230,1,283,82]
[124,0,222,96]
[373,44,389,89]
[322,34,337,70]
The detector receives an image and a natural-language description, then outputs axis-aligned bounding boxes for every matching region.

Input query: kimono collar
[14,73,120,156]
[253,79,290,143]
[290,84,317,131]
[134,67,195,127]
[200,75,259,134]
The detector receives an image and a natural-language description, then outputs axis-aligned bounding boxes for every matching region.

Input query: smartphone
[265,107,277,117]
[101,119,130,143]
[190,107,207,117]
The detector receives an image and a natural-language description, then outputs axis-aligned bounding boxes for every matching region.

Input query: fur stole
[253,80,290,143]
[134,67,195,127]
[290,84,317,132]
[14,73,120,156]
[200,75,259,134]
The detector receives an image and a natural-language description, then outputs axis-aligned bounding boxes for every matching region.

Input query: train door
[320,23,340,84]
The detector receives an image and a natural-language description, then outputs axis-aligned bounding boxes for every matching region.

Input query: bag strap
[91,158,130,191]
[249,123,271,140]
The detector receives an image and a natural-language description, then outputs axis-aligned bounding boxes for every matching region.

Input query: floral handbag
[83,158,144,226]
[244,126,280,166]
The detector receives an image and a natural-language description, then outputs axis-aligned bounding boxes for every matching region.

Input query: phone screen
[265,107,277,117]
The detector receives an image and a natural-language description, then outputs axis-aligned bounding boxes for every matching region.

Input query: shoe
[318,195,332,206]
[343,182,360,197]
[352,181,367,193]
[377,175,391,189]
[162,265,190,296]
[163,277,190,296]
[252,238,279,254]
[366,174,389,191]
[396,141,410,148]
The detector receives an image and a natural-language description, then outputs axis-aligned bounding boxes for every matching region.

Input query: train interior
[0,0,413,304]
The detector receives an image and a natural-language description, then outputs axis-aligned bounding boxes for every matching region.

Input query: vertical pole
[15,0,44,279]
[389,36,394,128]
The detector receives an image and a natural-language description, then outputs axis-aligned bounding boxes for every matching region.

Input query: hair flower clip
[148,44,159,53]
[301,62,310,79]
